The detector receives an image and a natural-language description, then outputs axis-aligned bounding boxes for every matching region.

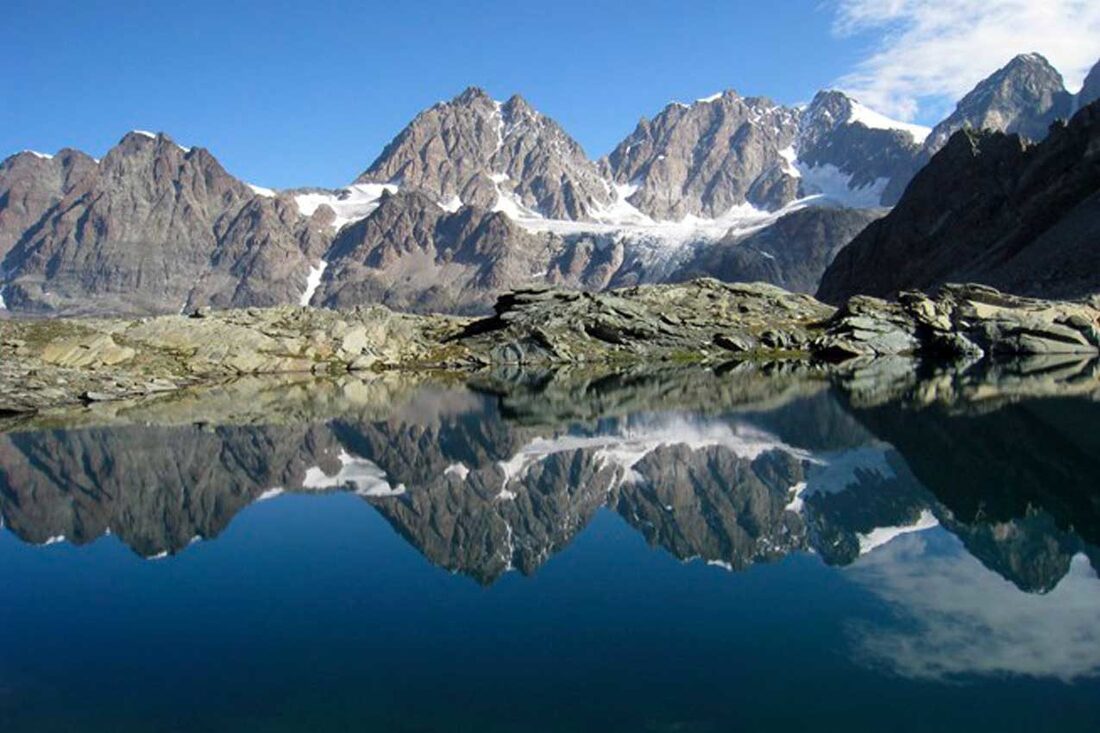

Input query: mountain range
[1,52,1098,316]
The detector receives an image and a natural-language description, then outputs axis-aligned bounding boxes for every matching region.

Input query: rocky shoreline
[2,278,1098,415]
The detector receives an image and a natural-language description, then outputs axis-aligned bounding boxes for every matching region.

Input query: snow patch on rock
[302,450,405,497]
[294,183,399,230]
[300,260,327,307]
[858,510,940,555]
[847,101,932,143]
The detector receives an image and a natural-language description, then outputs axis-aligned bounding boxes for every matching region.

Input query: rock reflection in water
[0,363,1097,621]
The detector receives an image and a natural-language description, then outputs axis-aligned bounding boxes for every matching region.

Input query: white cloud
[845,533,1100,681]
[831,0,1100,121]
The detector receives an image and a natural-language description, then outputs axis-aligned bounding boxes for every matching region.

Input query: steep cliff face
[315,190,560,314]
[673,206,884,294]
[797,90,926,206]
[2,132,330,315]
[603,92,803,219]
[923,54,1074,154]
[4,133,250,314]
[187,194,335,310]
[818,100,1100,303]
[602,88,927,220]
[0,149,98,263]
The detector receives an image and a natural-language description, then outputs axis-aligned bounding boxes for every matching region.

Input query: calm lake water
[1,366,1098,732]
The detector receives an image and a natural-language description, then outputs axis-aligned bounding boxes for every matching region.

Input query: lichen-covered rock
[456,279,834,365]
[0,305,468,412]
[815,283,1100,360]
[3,279,1098,415]
[812,296,921,359]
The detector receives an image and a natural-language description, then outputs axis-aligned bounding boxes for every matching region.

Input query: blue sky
[3,0,1098,189]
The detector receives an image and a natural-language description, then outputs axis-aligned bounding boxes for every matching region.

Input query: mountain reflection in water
[0,363,1098,731]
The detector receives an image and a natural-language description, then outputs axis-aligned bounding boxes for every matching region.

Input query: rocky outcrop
[672,206,884,293]
[818,100,1100,303]
[0,279,832,413]
[0,302,467,412]
[923,53,1073,153]
[5,278,1099,414]
[816,284,1100,360]
[456,279,834,365]
[355,88,612,220]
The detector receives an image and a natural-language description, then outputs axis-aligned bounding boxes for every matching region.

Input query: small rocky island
[3,278,1098,415]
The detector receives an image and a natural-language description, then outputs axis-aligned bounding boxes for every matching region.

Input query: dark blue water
[0,372,1098,732]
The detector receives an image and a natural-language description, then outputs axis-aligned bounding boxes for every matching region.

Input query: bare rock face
[2,55,1094,318]
[882,54,1089,203]
[0,149,97,262]
[316,190,560,314]
[672,206,884,294]
[603,92,801,219]
[2,133,332,316]
[602,89,927,219]
[5,133,243,314]
[186,194,333,310]
[798,91,924,206]
[818,100,1100,304]
[355,87,612,220]
[1079,58,1100,109]
[923,53,1073,154]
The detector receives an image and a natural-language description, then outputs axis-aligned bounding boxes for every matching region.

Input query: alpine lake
[1,359,1098,732]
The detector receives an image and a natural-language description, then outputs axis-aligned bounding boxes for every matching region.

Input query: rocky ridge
[3,279,1098,415]
[819,99,1100,303]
